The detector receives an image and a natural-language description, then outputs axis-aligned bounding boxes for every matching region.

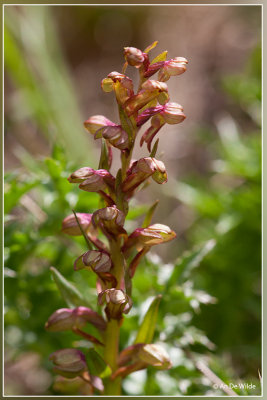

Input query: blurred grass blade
[4,7,95,164]
[50,266,91,308]
[134,295,162,344]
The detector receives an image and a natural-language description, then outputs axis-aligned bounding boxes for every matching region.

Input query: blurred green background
[4,5,261,396]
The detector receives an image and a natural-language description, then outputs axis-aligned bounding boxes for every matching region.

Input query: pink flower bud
[138,344,172,369]
[123,223,176,253]
[96,125,129,150]
[98,288,132,320]
[75,250,112,273]
[161,102,186,124]
[122,157,167,193]
[141,80,168,92]
[62,213,93,236]
[92,206,126,238]
[101,72,134,105]
[77,169,115,193]
[68,167,95,183]
[124,47,145,67]
[84,115,115,135]
[124,80,169,116]
[49,348,87,379]
[74,250,117,288]
[45,306,106,332]
[158,57,188,82]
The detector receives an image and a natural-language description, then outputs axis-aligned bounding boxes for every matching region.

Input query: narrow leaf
[142,200,159,227]
[144,41,158,54]
[86,349,112,378]
[149,139,159,158]
[50,266,91,308]
[72,209,93,250]
[98,140,110,171]
[151,50,168,64]
[118,105,134,146]
[134,295,162,344]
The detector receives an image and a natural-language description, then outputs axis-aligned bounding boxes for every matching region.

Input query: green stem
[104,319,121,395]
[121,148,133,181]
[110,239,125,289]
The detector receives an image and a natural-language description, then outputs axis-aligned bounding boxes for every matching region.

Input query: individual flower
[68,167,115,193]
[62,213,94,236]
[124,80,169,116]
[112,343,172,379]
[74,250,112,273]
[122,157,167,194]
[158,57,188,81]
[123,223,176,254]
[95,125,129,150]
[124,47,145,67]
[49,349,88,379]
[74,250,116,288]
[139,102,186,151]
[92,206,126,238]
[84,115,114,135]
[101,72,134,105]
[144,57,188,81]
[45,306,106,332]
[84,115,129,150]
[98,288,132,320]
[137,344,172,369]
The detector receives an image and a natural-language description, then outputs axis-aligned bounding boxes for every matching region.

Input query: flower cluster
[46,41,187,395]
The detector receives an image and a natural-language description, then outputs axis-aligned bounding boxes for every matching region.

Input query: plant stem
[121,148,133,181]
[110,239,126,289]
[104,319,121,395]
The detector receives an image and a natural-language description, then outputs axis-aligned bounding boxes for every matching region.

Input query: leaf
[142,200,159,227]
[166,239,216,288]
[118,105,134,146]
[72,209,93,250]
[86,349,112,378]
[50,266,91,308]
[98,140,110,171]
[134,295,162,344]
[151,50,168,64]
[149,139,159,158]
[144,41,158,54]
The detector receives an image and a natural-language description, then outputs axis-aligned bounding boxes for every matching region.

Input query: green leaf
[50,266,91,308]
[118,105,134,146]
[72,209,93,250]
[142,200,159,227]
[86,349,112,378]
[144,41,158,54]
[134,295,162,344]
[151,50,168,64]
[166,239,216,288]
[98,140,109,171]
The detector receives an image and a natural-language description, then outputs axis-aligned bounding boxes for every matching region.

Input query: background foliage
[4,5,261,396]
